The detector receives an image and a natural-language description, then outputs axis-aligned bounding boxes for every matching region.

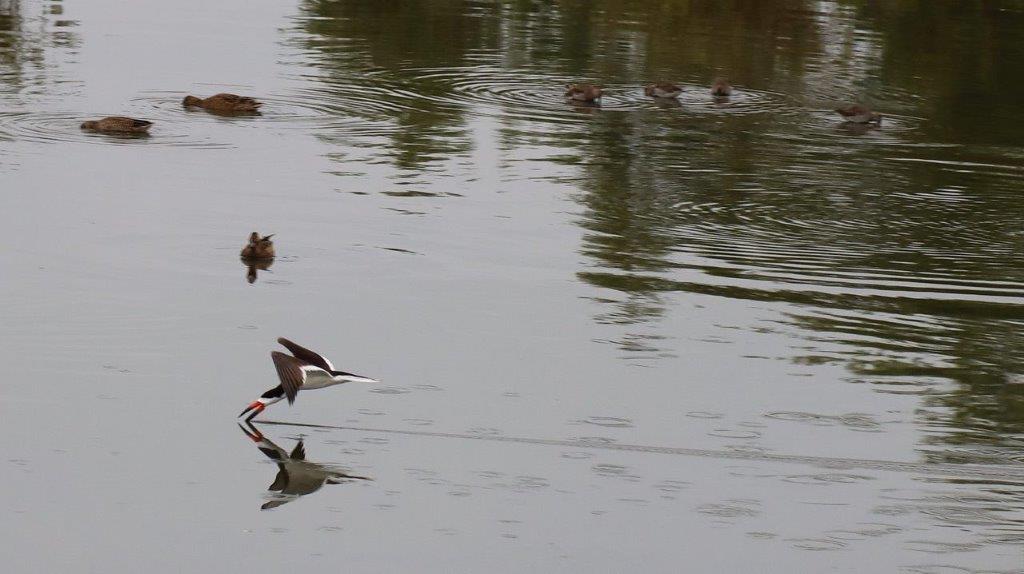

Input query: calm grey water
[2,0,1023,571]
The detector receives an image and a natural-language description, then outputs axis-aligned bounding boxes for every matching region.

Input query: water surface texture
[2,1,1024,571]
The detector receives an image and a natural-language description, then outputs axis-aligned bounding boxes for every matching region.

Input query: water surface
[2,0,1023,571]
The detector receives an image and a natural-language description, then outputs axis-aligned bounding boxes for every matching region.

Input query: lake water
[2,0,1023,571]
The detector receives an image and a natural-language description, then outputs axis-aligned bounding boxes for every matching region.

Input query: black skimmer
[239,422,370,510]
[238,338,379,421]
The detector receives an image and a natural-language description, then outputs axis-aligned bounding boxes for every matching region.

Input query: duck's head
[182,95,203,107]
[80,120,97,130]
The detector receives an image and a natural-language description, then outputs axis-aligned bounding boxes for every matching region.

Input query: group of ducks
[80,79,882,135]
[565,77,734,101]
[566,77,883,123]
[79,93,263,134]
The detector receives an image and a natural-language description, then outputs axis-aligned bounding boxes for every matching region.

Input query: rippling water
[2,0,1023,571]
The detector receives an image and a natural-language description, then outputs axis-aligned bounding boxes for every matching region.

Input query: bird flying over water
[238,338,379,421]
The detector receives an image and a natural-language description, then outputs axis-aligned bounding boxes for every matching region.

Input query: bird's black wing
[277,337,332,372]
[271,351,306,404]
[268,466,289,492]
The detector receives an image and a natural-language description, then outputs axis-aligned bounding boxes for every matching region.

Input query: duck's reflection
[241,258,273,284]
[239,422,370,510]
[835,121,881,136]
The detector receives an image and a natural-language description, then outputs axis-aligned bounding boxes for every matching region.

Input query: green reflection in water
[292,0,1024,457]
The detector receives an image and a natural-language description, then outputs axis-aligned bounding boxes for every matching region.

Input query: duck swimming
[240,232,275,260]
[710,78,733,97]
[80,117,152,134]
[183,93,263,113]
[835,104,882,124]
[564,83,603,102]
[644,83,682,98]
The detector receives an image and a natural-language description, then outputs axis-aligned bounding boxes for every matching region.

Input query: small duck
[835,104,882,124]
[182,93,263,113]
[240,232,275,260]
[710,78,732,97]
[80,117,152,134]
[644,83,682,98]
[564,83,602,102]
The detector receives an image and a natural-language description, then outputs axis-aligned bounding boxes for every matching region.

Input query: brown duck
[80,117,152,134]
[240,232,275,260]
[644,83,682,98]
[183,93,263,113]
[564,83,602,102]
[710,78,733,97]
[835,104,882,124]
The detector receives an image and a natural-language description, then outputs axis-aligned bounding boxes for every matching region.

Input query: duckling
[80,117,152,134]
[240,232,275,260]
[644,83,682,98]
[564,83,602,102]
[183,93,263,113]
[835,104,882,124]
[710,78,732,97]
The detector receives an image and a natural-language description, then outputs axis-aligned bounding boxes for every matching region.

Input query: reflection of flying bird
[239,338,379,421]
[239,423,370,510]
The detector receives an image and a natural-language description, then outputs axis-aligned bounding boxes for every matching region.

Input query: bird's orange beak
[238,401,265,421]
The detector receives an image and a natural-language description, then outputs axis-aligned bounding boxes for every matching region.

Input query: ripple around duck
[258,87,413,136]
[764,109,935,148]
[650,193,1024,302]
[406,67,598,124]
[130,89,399,139]
[0,109,233,149]
[404,67,794,124]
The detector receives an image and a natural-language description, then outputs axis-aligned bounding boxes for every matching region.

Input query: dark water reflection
[288,0,1024,459]
[240,423,370,510]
